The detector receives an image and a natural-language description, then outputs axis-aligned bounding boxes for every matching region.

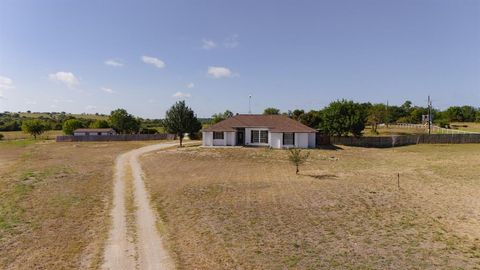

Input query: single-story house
[73,128,116,136]
[202,114,316,148]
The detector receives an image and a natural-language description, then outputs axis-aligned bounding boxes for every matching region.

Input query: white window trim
[249,128,269,145]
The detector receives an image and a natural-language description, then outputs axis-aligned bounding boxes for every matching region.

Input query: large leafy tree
[22,120,46,139]
[322,100,367,137]
[263,107,280,115]
[109,109,140,134]
[62,119,84,135]
[163,101,202,147]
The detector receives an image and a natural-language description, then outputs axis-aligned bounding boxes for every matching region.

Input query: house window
[250,130,268,144]
[260,130,268,143]
[213,132,224,140]
[283,132,295,145]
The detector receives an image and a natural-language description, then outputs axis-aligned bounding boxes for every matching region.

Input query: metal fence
[327,134,480,148]
[56,133,176,142]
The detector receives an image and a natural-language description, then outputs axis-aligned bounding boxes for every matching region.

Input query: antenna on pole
[428,95,432,135]
[248,94,252,114]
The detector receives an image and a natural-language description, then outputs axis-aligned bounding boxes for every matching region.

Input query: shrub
[0,133,3,140]
[139,128,158,134]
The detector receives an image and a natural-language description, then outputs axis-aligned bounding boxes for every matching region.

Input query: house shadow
[316,144,343,151]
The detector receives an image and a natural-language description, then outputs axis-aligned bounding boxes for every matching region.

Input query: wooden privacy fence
[56,133,176,142]
[325,134,480,148]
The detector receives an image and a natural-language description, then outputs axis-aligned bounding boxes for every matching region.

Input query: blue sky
[0,0,479,118]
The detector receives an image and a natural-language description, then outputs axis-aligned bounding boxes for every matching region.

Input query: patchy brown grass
[0,130,63,140]
[450,122,480,133]
[0,139,159,269]
[142,145,480,269]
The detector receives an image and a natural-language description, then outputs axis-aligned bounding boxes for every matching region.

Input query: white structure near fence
[202,114,316,148]
[73,128,117,136]
[387,123,479,135]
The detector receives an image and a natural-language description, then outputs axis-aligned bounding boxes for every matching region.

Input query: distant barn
[73,128,116,136]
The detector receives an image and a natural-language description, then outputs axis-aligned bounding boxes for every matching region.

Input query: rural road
[102,142,180,270]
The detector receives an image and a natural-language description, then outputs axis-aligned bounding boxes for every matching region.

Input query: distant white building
[202,114,316,148]
[73,128,116,136]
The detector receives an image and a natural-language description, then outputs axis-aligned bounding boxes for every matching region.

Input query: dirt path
[102,142,179,270]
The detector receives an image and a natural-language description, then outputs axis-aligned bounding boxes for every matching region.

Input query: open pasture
[142,144,480,269]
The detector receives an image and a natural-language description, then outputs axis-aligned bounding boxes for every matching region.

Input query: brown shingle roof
[202,114,316,133]
[74,128,115,133]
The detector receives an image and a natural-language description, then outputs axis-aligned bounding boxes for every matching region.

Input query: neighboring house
[73,128,116,136]
[202,114,316,148]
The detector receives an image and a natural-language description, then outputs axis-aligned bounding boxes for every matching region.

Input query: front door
[237,131,244,145]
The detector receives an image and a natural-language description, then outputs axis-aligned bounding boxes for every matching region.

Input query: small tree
[63,119,84,135]
[22,120,46,139]
[163,101,202,147]
[263,107,280,115]
[287,148,310,174]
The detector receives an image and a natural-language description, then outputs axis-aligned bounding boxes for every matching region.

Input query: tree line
[1,101,202,145]
[211,100,480,137]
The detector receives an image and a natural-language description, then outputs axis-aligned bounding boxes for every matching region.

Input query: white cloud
[147,98,156,103]
[0,91,4,99]
[104,59,124,67]
[202,38,217,50]
[172,91,191,99]
[49,71,79,87]
[85,105,97,110]
[186,82,195,89]
[224,34,239,48]
[207,66,235,78]
[0,76,14,89]
[141,56,165,68]
[101,87,115,94]
[25,100,37,105]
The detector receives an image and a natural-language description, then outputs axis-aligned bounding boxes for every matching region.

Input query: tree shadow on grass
[300,173,338,180]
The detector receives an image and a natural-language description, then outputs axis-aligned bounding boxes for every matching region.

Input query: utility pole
[248,95,252,114]
[428,95,432,135]
[386,100,389,127]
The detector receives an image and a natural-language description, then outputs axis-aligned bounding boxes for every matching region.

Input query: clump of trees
[211,110,234,124]
[285,100,480,137]
[63,119,84,135]
[263,108,280,115]
[322,100,367,137]
[163,101,202,147]
[109,109,140,134]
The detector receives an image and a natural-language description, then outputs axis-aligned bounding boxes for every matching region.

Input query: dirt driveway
[102,142,179,270]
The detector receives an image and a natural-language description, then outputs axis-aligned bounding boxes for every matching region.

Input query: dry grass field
[0,139,159,269]
[142,145,480,269]
[450,122,480,133]
[0,130,63,140]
